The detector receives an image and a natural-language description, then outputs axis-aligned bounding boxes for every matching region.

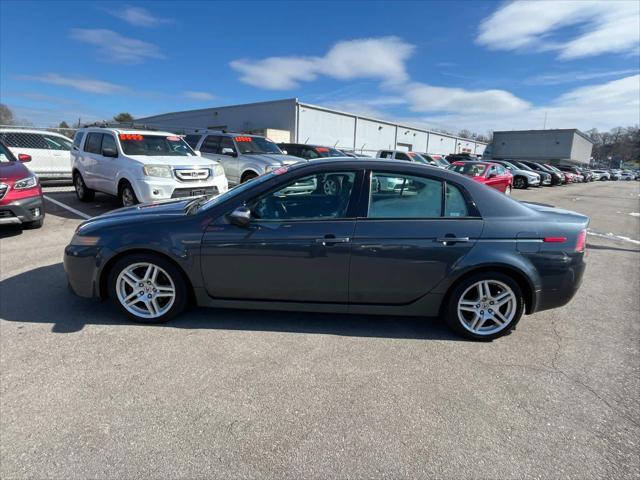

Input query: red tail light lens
[575,229,587,252]
[543,237,567,243]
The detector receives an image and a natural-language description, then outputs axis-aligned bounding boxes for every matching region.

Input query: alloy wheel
[116,262,176,319]
[323,178,339,195]
[75,175,85,197]
[121,186,135,207]
[457,280,517,336]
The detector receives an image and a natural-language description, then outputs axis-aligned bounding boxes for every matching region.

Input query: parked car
[376,150,442,169]
[580,168,594,182]
[339,151,371,158]
[591,169,610,180]
[519,161,564,185]
[609,169,622,181]
[508,161,552,186]
[620,170,636,181]
[557,165,587,183]
[0,128,73,180]
[71,128,228,207]
[278,143,344,160]
[419,153,450,169]
[64,158,589,341]
[448,161,513,194]
[490,160,541,189]
[0,140,45,228]
[183,131,305,186]
[445,153,480,162]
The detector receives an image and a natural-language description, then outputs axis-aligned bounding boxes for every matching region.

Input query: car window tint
[303,148,320,159]
[220,137,236,154]
[369,173,442,218]
[183,135,201,149]
[201,135,222,154]
[84,133,103,154]
[101,134,117,155]
[0,132,49,149]
[73,132,84,150]
[395,152,411,161]
[379,151,392,159]
[444,183,469,217]
[43,134,72,151]
[250,172,356,221]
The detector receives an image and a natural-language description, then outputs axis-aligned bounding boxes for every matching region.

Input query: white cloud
[110,6,171,27]
[70,29,165,64]
[411,75,640,133]
[183,91,216,101]
[477,0,640,59]
[404,83,530,113]
[524,69,640,85]
[230,37,414,90]
[19,73,129,94]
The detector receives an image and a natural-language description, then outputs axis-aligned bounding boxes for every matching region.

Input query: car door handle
[315,236,351,246]
[436,236,470,245]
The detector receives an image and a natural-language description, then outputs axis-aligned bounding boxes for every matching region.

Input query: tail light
[575,229,587,252]
[543,237,567,243]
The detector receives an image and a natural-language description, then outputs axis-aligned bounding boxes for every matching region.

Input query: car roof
[0,128,71,138]
[80,127,177,136]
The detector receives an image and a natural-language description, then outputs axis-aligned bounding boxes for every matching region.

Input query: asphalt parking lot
[1,181,639,479]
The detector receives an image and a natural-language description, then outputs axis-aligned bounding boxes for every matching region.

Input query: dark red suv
[0,140,45,228]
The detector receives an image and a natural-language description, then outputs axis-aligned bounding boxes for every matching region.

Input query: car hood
[127,155,218,167]
[514,169,539,177]
[0,161,32,182]
[242,153,307,165]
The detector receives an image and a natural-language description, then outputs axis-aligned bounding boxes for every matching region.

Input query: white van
[0,129,73,180]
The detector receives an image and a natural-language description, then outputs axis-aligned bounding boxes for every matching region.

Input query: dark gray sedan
[64,159,588,340]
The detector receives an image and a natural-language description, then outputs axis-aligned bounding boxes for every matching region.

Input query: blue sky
[1,0,638,134]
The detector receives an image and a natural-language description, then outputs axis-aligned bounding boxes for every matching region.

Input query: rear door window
[84,133,103,154]
[43,135,72,151]
[395,152,411,161]
[201,135,222,154]
[0,132,49,149]
[369,173,443,218]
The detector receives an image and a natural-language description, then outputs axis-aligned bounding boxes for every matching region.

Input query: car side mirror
[228,206,251,227]
[103,147,118,158]
[282,150,288,155]
[194,150,202,157]
[221,147,237,157]
[17,154,31,162]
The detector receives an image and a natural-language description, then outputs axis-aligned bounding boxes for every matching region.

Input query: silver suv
[183,131,305,185]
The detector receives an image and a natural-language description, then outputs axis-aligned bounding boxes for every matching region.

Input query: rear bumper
[63,245,102,298]
[532,257,586,313]
[0,196,44,225]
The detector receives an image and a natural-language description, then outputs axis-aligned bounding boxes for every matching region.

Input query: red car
[448,161,513,194]
[545,164,573,184]
[0,140,45,228]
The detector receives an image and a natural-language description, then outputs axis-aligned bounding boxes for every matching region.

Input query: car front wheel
[513,177,527,189]
[107,253,188,323]
[119,181,138,207]
[445,272,525,341]
[74,172,95,202]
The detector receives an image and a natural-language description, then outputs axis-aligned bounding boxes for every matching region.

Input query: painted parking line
[43,195,92,220]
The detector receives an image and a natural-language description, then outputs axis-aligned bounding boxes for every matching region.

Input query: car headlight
[143,165,172,178]
[213,164,225,177]
[265,164,283,172]
[13,176,38,190]
[69,234,101,246]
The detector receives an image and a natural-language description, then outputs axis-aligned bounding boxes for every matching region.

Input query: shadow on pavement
[0,226,23,239]
[586,242,639,253]
[0,263,459,341]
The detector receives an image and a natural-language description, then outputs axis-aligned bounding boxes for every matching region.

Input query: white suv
[0,128,73,180]
[71,128,228,206]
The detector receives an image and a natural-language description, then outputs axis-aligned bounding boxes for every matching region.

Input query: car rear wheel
[513,177,527,189]
[119,181,138,207]
[445,272,524,341]
[74,172,95,202]
[108,253,188,323]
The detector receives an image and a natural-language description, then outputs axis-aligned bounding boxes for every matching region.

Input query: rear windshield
[449,163,487,176]
[235,136,283,155]
[119,134,196,156]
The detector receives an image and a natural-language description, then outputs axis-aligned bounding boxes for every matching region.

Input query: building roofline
[137,98,298,121]
[493,128,593,144]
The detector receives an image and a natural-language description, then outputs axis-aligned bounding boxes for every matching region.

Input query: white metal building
[136,98,487,156]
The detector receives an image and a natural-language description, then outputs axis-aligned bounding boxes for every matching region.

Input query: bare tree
[0,104,15,125]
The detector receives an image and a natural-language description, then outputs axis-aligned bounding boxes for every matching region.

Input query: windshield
[235,136,283,155]
[408,152,430,164]
[119,134,196,157]
[449,163,487,176]
[0,142,15,162]
[499,161,518,170]
[513,161,533,171]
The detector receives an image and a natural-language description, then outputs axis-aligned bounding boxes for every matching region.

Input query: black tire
[107,253,188,323]
[444,272,525,341]
[241,171,258,183]
[513,176,527,189]
[119,181,138,207]
[23,214,45,229]
[74,171,95,202]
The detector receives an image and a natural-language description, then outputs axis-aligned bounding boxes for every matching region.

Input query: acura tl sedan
[64,159,588,340]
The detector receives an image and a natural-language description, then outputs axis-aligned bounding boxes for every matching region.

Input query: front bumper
[0,196,44,225]
[528,177,541,187]
[133,175,229,203]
